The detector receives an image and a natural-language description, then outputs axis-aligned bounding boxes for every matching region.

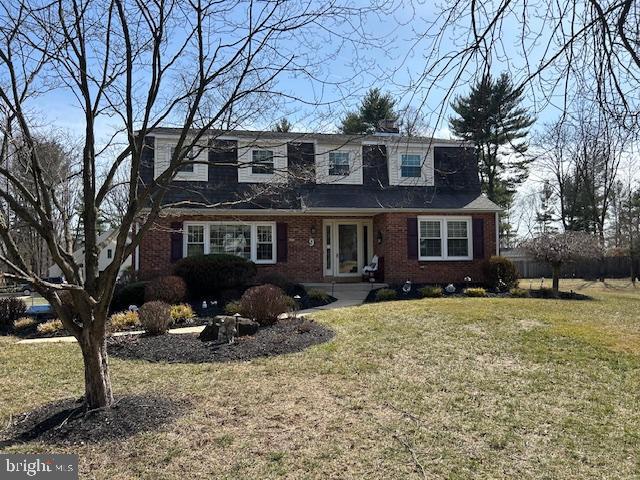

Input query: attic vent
[376,119,400,134]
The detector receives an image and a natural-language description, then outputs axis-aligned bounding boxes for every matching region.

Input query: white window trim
[250,149,275,175]
[328,151,351,176]
[183,221,277,264]
[153,137,209,182]
[399,153,423,178]
[417,216,473,261]
[315,143,363,185]
[237,141,288,184]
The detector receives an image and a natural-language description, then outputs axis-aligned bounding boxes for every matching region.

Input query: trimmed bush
[464,287,487,297]
[419,286,444,298]
[108,311,140,332]
[224,300,242,315]
[111,281,147,312]
[483,256,519,291]
[256,273,303,296]
[145,275,187,304]
[37,319,64,335]
[237,284,294,326]
[307,288,330,303]
[139,301,171,335]
[13,316,37,333]
[375,288,397,301]
[170,304,195,324]
[510,288,530,298]
[173,254,257,299]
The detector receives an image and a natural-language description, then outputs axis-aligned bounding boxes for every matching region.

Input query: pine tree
[273,118,292,133]
[340,88,397,134]
[449,72,535,207]
[535,180,558,234]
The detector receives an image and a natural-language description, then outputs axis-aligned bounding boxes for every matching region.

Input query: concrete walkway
[299,282,385,314]
[17,283,383,344]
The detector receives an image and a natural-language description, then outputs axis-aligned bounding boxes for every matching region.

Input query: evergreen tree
[449,72,535,207]
[273,118,292,133]
[340,88,398,134]
[535,180,558,234]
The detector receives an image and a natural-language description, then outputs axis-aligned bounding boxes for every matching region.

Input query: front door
[323,220,373,277]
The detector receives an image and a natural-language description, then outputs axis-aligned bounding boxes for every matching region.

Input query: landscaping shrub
[170,304,195,324]
[37,319,64,335]
[139,301,172,335]
[375,288,397,301]
[538,287,557,299]
[13,316,37,333]
[108,311,140,332]
[256,273,303,296]
[173,254,257,299]
[224,300,242,315]
[418,285,444,298]
[464,287,487,297]
[483,256,519,291]
[0,297,27,332]
[237,284,294,326]
[111,281,147,312]
[145,275,187,304]
[307,288,330,303]
[510,288,530,298]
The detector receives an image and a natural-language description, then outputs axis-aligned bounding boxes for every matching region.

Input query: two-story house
[134,128,501,284]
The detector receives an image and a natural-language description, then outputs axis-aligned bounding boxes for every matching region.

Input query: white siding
[153,137,209,182]
[237,140,288,183]
[387,142,434,187]
[315,143,363,185]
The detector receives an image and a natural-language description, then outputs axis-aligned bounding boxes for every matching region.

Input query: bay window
[418,216,472,260]
[186,225,205,256]
[184,222,276,263]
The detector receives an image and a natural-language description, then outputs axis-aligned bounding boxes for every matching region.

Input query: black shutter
[473,218,485,260]
[170,221,183,263]
[407,218,418,260]
[276,222,288,262]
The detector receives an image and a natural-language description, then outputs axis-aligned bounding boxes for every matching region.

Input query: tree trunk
[79,328,113,409]
[552,263,561,295]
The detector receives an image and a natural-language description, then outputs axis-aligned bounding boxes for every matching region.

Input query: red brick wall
[374,212,498,284]
[138,215,327,282]
[138,212,497,284]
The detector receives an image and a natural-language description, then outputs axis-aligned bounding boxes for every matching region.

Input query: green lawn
[1,279,639,478]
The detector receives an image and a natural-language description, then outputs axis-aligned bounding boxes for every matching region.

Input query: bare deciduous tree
[521,231,602,294]
[0,0,384,409]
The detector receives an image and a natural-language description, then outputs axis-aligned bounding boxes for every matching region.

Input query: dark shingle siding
[139,134,483,210]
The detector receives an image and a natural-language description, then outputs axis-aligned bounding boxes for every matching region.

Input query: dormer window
[400,154,421,178]
[251,149,275,174]
[328,151,350,176]
[171,146,195,173]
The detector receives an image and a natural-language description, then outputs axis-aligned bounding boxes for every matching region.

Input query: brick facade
[373,212,498,284]
[137,212,498,284]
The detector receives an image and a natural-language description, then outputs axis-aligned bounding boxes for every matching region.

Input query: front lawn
[1,279,639,478]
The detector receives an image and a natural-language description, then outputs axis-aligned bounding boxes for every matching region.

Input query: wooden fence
[513,256,639,279]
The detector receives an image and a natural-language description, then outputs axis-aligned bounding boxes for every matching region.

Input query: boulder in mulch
[198,316,259,341]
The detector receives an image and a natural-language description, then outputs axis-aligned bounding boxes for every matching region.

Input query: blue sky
[32,1,565,144]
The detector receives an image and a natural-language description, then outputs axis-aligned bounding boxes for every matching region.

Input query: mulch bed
[365,285,592,303]
[0,394,188,447]
[107,317,334,364]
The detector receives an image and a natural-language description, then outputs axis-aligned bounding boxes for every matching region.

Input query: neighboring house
[48,229,132,279]
[135,129,501,284]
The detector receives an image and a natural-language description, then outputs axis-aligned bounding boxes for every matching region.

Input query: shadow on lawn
[0,394,188,447]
